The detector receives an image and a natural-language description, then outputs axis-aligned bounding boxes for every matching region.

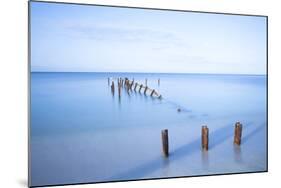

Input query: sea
[30,72,267,186]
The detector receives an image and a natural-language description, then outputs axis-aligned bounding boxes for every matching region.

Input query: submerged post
[158,78,160,86]
[145,78,147,86]
[130,80,134,90]
[234,122,242,145]
[134,83,138,91]
[139,84,143,92]
[201,126,209,150]
[144,86,148,95]
[161,129,169,157]
[118,84,121,97]
[111,81,115,95]
[150,89,155,96]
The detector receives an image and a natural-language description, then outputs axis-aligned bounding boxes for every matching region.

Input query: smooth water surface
[30,72,267,186]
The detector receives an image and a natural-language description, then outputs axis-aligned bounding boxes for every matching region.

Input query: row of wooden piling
[161,122,243,157]
[109,77,162,99]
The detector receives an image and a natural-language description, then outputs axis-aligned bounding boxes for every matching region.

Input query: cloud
[63,22,189,49]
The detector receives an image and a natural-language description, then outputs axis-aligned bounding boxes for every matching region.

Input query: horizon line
[30,71,267,76]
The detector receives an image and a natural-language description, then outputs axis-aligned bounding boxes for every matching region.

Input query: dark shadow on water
[232,123,265,163]
[109,123,239,180]
[209,123,233,149]
[210,122,255,149]
[242,123,265,144]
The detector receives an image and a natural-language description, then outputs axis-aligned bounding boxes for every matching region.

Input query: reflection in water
[233,144,242,163]
[161,157,170,177]
[31,73,266,185]
[118,94,121,107]
[201,150,209,169]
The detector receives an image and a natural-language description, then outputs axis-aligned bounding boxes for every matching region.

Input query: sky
[30,1,267,74]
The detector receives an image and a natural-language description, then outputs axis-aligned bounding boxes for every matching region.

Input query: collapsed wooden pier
[108,77,244,158]
[109,77,162,99]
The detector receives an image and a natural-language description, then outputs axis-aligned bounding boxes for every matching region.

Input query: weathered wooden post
[127,80,130,88]
[150,89,155,96]
[201,126,209,150]
[234,122,242,145]
[144,86,148,95]
[134,83,138,91]
[118,83,121,97]
[145,78,147,86]
[161,129,169,157]
[158,78,160,86]
[123,78,127,87]
[125,79,129,91]
[111,81,115,95]
[130,80,134,90]
[139,84,143,92]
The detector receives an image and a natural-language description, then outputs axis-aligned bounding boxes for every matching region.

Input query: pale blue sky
[30,1,267,74]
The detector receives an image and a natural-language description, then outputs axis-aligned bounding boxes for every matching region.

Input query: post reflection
[201,150,209,169]
[233,144,242,163]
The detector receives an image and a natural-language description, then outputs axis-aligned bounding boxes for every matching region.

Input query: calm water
[30,72,267,186]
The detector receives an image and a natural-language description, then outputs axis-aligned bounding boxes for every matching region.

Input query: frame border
[28,0,268,187]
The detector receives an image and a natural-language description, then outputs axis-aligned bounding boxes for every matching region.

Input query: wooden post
[234,122,242,145]
[161,129,169,157]
[144,86,148,95]
[145,78,147,86]
[201,126,209,150]
[130,80,134,90]
[158,78,160,86]
[126,81,129,92]
[127,80,130,88]
[134,83,138,91]
[111,81,115,94]
[150,89,155,96]
[108,78,110,86]
[124,78,127,87]
[139,84,143,92]
[118,84,121,97]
